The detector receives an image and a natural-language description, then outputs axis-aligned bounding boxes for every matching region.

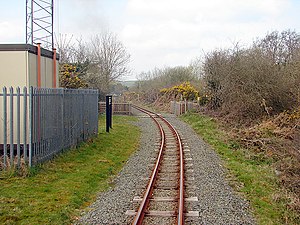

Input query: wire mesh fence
[0,87,98,169]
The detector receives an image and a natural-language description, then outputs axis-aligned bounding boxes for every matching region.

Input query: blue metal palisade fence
[0,87,98,169]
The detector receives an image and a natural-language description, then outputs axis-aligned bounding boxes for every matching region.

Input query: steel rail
[131,105,166,225]
[159,115,185,225]
[131,105,185,225]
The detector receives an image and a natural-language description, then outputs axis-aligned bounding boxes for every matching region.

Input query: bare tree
[86,32,131,95]
[256,30,300,65]
[56,34,91,70]
[55,34,76,63]
[55,34,91,89]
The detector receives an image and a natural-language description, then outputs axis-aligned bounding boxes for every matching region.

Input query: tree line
[133,29,300,123]
[133,66,200,102]
[58,29,300,122]
[57,32,130,99]
[204,30,300,122]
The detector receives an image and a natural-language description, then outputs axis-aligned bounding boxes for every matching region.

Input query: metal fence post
[16,87,21,168]
[3,87,7,168]
[82,91,85,140]
[29,87,33,167]
[23,87,27,163]
[61,89,64,151]
[96,91,99,135]
[9,87,14,166]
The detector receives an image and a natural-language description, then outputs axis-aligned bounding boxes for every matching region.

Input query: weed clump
[0,156,30,178]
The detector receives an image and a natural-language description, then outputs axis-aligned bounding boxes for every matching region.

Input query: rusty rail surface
[131,105,185,225]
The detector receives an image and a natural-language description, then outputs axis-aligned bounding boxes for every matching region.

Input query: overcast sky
[0,0,299,80]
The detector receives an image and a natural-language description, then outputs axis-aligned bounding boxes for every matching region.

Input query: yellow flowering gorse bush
[59,64,87,89]
[160,82,199,101]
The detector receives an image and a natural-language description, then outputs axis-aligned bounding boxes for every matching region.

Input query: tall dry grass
[0,155,29,178]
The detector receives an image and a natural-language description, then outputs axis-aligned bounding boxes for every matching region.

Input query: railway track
[126,105,198,225]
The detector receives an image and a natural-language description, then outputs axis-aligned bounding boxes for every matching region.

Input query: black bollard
[106,95,112,132]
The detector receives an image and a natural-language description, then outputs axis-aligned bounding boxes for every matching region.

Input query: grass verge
[180,112,299,225]
[0,115,140,225]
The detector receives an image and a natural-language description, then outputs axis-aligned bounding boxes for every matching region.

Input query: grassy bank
[0,115,140,225]
[180,112,298,225]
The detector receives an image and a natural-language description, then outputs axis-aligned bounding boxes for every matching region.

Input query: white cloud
[1,0,295,80]
[120,0,293,76]
[0,20,24,43]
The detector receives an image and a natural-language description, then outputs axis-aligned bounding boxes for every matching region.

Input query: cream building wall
[0,45,59,88]
[0,44,59,145]
[0,51,28,87]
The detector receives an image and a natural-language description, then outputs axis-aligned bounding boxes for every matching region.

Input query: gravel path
[76,111,256,225]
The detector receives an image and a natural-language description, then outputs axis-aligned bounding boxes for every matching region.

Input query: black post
[106,95,112,132]
[109,97,112,128]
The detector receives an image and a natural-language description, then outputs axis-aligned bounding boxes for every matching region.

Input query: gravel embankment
[77,111,256,225]
[77,111,158,224]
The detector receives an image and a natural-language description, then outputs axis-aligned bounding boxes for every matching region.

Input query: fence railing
[0,87,98,169]
[99,102,132,115]
[170,101,199,116]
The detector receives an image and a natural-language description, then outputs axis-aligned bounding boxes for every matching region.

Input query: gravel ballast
[77,111,256,225]
[165,114,256,225]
